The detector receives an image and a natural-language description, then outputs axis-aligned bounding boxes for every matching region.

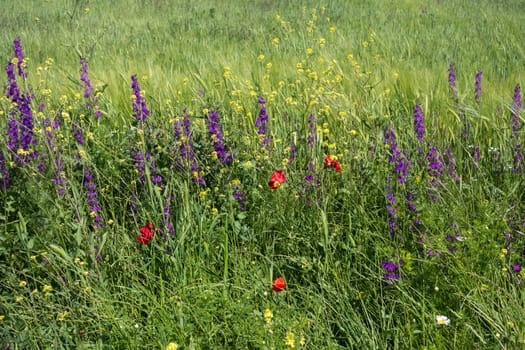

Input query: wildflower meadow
[1,0,525,349]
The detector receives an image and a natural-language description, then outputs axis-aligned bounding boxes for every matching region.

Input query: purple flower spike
[207,110,234,164]
[413,104,425,142]
[131,75,150,121]
[474,70,483,103]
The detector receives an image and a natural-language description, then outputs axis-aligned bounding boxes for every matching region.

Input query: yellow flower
[211,208,218,215]
[329,26,335,33]
[285,332,295,348]
[306,47,313,55]
[257,54,265,62]
[57,311,69,321]
[272,37,280,46]
[19,281,27,287]
[264,308,273,325]
[42,285,53,293]
[362,41,369,47]
[349,129,357,137]
[15,296,24,303]
[0,315,5,321]
[319,38,326,46]
[166,342,178,350]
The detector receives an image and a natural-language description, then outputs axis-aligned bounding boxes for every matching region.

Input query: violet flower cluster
[207,110,234,164]
[413,104,425,142]
[131,75,150,122]
[511,84,522,135]
[84,167,104,230]
[474,70,483,103]
[384,126,411,184]
[448,63,458,102]
[173,112,205,186]
[299,161,321,206]
[385,177,399,238]
[255,96,270,147]
[381,258,403,286]
[5,39,36,165]
[80,58,101,117]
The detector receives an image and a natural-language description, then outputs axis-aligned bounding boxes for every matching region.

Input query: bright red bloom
[269,169,286,189]
[272,277,286,292]
[324,154,341,173]
[137,223,155,245]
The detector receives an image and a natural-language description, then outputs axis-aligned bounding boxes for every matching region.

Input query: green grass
[1,0,525,349]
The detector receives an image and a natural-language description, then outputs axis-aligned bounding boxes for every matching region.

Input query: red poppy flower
[272,277,286,292]
[137,223,155,245]
[324,154,341,173]
[269,169,286,189]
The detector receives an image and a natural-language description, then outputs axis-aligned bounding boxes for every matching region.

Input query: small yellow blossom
[257,54,265,62]
[166,342,178,350]
[57,311,69,321]
[42,285,53,293]
[329,26,335,33]
[31,288,38,295]
[349,129,357,137]
[211,208,218,215]
[19,280,27,287]
[15,296,24,303]
[264,308,273,325]
[0,315,5,321]
[272,37,280,46]
[306,48,313,55]
[285,332,295,348]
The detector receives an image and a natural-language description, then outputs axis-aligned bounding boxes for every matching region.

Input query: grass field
[1,0,525,349]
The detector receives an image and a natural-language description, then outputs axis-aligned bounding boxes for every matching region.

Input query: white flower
[436,315,450,326]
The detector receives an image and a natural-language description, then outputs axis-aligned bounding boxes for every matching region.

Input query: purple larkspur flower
[131,75,150,121]
[474,70,483,103]
[80,58,93,99]
[84,167,105,230]
[448,63,457,100]
[255,96,270,146]
[513,143,523,174]
[426,147,443,178]
[5,61,19,102]
[385,178,399,237]
[413,104,425,142]
[443,147,460,182]
[13,38,27,78]
[288,144,297,163]
[385,127,411,184]
[511,84,522,135]
[173,113,205,185]
[381,258,403,285]
[80,58,102,117]
[207,110,234,164]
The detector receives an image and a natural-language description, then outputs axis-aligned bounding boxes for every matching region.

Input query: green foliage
[1,0,525,349]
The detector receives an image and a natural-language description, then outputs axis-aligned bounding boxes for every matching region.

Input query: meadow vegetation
[1,0,525,348]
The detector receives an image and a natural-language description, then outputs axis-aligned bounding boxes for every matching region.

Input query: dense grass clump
[1,0,525,349]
